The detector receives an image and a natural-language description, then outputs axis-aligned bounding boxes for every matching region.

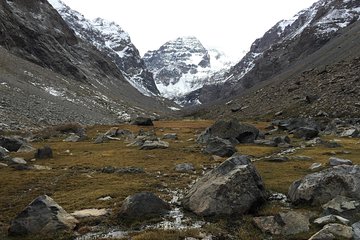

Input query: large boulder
[353,221,360,240]
[8,195,78,236]
[293,127,319,140]
[203,137,237,157]
[0,136,25,152]
[118,192,170,220]
[253,211,314,236]
[131,117,154,126]
[197,119,260,144]
[321,196,360,222]
[182,154,267,216]
[309,223,353,240]
[288,165,360,205]
[328,157,353,166]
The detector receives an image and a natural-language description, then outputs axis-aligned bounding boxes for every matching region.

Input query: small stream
[76,190,205,240]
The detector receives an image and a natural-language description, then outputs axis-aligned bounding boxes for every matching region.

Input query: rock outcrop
[197,119,259,144]
[118,192,170,220]
[8,195,78,236]
[288,165,360,205]
[182,154,266,216]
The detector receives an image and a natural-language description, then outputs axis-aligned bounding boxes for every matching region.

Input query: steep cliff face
[48,0,159,96]
[0,0,176,129]
[196,0,360,103]
[143,36,233,105]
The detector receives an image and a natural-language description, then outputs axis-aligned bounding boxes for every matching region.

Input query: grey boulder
[254,211,314,236]
[0,136,25,152]
[175,163,195,173]
[293,127,319,140]
[197,119,259,144]
[8,195,78,236]
[118,192,170,220]
[313,215,350,226]
[63,133,81,142]
[162,133,178,140]
[140,140,169,150]
[10,157,27,165]
[309,223,353,240]
[353,221,360,240]
[182,154,266,216]
[288,165,360,205]
[203,137,237,157]
[328,157,353,166]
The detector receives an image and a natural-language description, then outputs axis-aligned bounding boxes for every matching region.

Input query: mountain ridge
[48,0,160,96]
[0,0,176,130]
[189,0,360,104]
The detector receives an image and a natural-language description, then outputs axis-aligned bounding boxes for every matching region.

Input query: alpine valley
[1,0,360,240]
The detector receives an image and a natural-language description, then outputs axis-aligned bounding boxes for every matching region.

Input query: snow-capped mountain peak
[48,0,159,96]
[143,36,234,104]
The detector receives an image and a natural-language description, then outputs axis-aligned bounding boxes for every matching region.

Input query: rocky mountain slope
[48,0,159,96]
[192,0,360,104]
[186,20,360,120]
[0,0,176,130]
[143,36,233,105]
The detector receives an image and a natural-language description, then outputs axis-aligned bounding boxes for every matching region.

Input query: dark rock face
[288,165,360,205]
[195,0,360,103]
[0,0,81,80]
[8,195,78,236]
[0,0,176,129]
[182,154,267,216]
[203,137,237,157]
[35,146,53,159]
[0,136,24,152]
[197,119,259,144]
[118,192,170,220]
[50,1,159,95]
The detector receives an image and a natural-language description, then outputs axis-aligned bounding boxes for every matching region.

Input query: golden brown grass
[1,120,359,240]
[0,120,212,235]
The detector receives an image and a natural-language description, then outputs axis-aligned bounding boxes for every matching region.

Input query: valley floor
[0,120,359,240]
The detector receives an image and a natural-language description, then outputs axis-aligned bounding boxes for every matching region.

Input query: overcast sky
[60,0,317,60]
